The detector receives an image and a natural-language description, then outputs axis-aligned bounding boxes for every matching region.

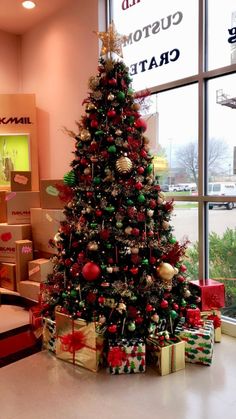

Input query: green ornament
[95,130,104,136]
[137,194,146,203]
[76,142,83,149]
[79,301,85,308]
[141,258,149,266]
[93,177,101,185]
[128,88,134,95]
[105,205,115,213]
[63,171,76,186]
[170,237,177,244]
[128,322,136,332]
[116,221,123,229]
[106,243,112,249]
[62,292,68,298]
[101,264,107,271]
[127,199,134,206]
[128,116,135,124]
[70,290,77,298]
[117,91,126,102]
[130,295,137,301]
[146,164,153,174]
[181,299,187,307]
[90,222,98,229]
[108,145,116,153]
[170,310,178,319]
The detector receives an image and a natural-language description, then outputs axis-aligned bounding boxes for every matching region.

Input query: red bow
[60,330,87,353]
[207,314,221,329]
[108,347,127,368]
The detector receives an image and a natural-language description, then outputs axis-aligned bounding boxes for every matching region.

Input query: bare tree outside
[175,138,230,184]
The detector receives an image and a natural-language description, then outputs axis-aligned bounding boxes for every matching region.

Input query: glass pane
[208,203,236,319]
[110,0,198,90]
[207,74,236,194]
[207,0,236,70]
[142,84,198,196]
[172,201,199,280]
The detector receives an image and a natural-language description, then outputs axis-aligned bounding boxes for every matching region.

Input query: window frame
[108,0,236,332]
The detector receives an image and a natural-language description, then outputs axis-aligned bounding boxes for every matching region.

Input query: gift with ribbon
[146,335,185,376]
[55,311,104,372]
[107,338,146,374]
[43,317,56,352]
[200,310,221,342]
[175,319,214,366]
[29,305,43,338]
[189,279,225,310]
[186,307,204,328]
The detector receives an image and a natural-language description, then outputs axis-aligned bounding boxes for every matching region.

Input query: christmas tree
[42,22,197,340]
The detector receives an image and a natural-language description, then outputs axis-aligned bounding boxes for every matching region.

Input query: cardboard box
[30,208,65,254]
[147,336,185,376]
[40,179,65,209]
[19,280,40,302]
[0,223,31,262]
[10,171,32,191]
[15,240,33,291]
[28,258,53,283]
[0,262,16,291]
[190,279,225,310]
[6,191,40,224]
[0,191,7,223]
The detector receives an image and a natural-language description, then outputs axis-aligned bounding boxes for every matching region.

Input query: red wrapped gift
[29,305,43,337]
[190,279,225,310]
[186,307,202,327]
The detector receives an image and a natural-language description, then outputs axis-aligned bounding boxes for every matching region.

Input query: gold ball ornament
[88,76,100,90]
[108,93,115,101]
[125,226,132,235]
[131,247,139,254]
[157,262,176,280]
[115,129,123,136]
[87,241,99,251]
[85,103,97,112]
[80,129,91,142]
[162,220,170,230]
[116,156,133,174]
[132,103,141,111]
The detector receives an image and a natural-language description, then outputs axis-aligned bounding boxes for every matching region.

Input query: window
[109,0,236,330]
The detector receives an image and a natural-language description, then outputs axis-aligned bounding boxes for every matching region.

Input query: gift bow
[207,314,221,328]
[187,317,204,328]
[108,347,128,367]
[60,330,94,353]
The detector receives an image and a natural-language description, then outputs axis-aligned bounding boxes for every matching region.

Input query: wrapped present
[107,338,145,374]
[186,307,202,327]
[201,310,221,343]
[55,311,104,372]
[43,317,56,352]
[146,334,185,376]
[190,279,225,310]
[175,319,214,366]
[29,305,43,338]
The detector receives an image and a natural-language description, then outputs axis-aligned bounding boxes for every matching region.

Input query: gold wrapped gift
[147,336,185,376]
[200,310,221,343]
[55,311,104,372]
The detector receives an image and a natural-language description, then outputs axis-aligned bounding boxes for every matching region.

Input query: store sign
[111,0,198,90]
[0,117,32,125]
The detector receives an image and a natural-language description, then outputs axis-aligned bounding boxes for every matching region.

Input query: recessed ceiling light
[22,1,36,9]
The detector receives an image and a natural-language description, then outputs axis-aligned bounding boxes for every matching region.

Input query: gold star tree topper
[95,21,127,58]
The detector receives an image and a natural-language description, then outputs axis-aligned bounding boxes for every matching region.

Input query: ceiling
[0,0,70,35]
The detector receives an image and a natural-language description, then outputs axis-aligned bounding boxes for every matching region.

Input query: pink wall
[20,0,101,180]
[0,30,20,93]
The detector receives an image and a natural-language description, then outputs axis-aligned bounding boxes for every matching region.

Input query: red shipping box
[0,191,7,223]
[28,258,53,282]
[0,262,16,291]
[40,179,65,209]
[30,208,65,254]
[190,279,225,310]
[10,171,32,192]
[6,191,40,224]
[0,223,31,263]
[15,240,33,291]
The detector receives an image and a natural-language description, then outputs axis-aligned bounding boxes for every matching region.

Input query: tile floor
[0,312,236,419]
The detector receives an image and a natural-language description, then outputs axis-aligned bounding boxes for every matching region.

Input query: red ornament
[160,300,169,309]
[140,149,147,158]
[86,191,93,198]
[82,261,101,281]
[132,228,140,236]
[146,304,153,312]
[137,166,145,174]
[108,324,117,333]
[180,264,187,272]
[149,199,157,209]
[86,291,97,304]
[100,229,110,240]
[135,316,144,325]
[107,109,116,118]
[80,157,88,166]
[95,209,103,217]
[135,181,143,190]
[134,118,147,132]
[98,296,105,305]
[172,303,179,311]
[70,263,80,277]
[108,78,117,86]
[149,256,156,265]
[90,119,98,128]
[64,258,72,267]
[130,267,139,275]
[107,135,114,142]
[178,275,185,283]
